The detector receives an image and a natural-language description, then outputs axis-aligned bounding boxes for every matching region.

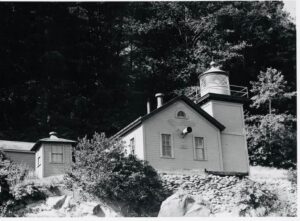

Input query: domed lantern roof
[199,61,230,97]
[200,61,229,77]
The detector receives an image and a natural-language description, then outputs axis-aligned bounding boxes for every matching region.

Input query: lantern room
[199,61,230,97]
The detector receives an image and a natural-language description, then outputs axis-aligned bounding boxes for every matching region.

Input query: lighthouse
[197,62,249,174]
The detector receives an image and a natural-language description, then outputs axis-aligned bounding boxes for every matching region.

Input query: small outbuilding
[31,132,76,178]
[0,140,35,169]
[0,132,76,178]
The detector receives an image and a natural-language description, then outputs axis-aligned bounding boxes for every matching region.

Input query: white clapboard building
[113,62,249,174]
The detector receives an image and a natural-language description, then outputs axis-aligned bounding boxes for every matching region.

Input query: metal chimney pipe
[155,93,164,108]
[147,99,151,114]
[49,131,58,139]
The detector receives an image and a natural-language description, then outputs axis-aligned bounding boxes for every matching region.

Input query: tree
[246,114,296,168]
[250,68,296,114]
[0,2,296,141]
[246,68,296,168]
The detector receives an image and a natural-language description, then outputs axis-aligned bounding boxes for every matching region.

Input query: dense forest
[0,1,296,142]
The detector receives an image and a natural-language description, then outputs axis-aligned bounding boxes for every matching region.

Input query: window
[51,145,63,163]
[194,137,205,160]
[161,134,173,158]
[130,138,135,155]
[177,111,186,119]
[37,156,41,167]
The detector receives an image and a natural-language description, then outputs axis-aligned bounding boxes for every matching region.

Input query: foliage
[250,68,296,113]
[287,169,297,186]
[1,182,48,217]
[10,182,47,201]
[0,1,296,141]
[246,114,296,169]
[64,132,168,216]
[0,150,48,217]
[246,66,296,169]
[0,150,29,203]
[237,179,278,217]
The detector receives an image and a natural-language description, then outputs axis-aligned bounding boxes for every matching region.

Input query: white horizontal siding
[208,100,249,173]
[122,125,145,160]
[143,100,223,171]
[43,143,72,177]
[4,151,35,169]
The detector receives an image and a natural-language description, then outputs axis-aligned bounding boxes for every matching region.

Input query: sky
[283,0,296,20]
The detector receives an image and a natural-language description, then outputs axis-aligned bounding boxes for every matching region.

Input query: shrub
[236,179,278,216]
[64,132,168,216]
[246,114,296,169]
[1,150,29,205]
[0,150,47,217]
[287,169,297,186]
[10,182,47,201]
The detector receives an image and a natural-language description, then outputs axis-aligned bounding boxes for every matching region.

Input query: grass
[249,166,297,216]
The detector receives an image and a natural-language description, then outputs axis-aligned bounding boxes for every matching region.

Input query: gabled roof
[112,95,225,138]
[0,140,35,153]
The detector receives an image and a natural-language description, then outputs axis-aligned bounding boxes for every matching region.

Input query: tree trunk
[269,99,272,114]
[130,38,133,75]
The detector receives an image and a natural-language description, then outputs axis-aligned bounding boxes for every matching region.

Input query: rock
[93,204,105,217]
[158,191,195,217]
[46,195,67,209]
[60,196,72,211]
[184,201,210,217]
[73,202,99,216]
[21,195,123,217]
[158,191,210,217]
[100,203,123,217]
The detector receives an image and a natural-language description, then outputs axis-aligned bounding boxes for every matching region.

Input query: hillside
[3,166,296,217]
[159,166,296,216]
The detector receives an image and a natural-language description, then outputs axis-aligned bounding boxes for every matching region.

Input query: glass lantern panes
[200,78,207,89]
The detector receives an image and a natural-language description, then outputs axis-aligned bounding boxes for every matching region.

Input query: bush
[1,150,29,204]
[10,182,47,201]
[287,169,297,186]
[0,150,47,217]
[237,179,278,216]
[246,114,296,169]
[64,132,168,216]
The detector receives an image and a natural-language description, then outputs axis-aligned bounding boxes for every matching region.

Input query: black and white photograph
[0,0,297,218]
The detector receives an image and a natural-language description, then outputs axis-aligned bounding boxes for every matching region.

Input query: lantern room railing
[184,85,248,103]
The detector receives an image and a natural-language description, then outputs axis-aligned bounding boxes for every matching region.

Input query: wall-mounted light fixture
[181,127,192,138]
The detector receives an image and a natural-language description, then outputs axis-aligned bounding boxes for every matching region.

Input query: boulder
[99,203,123,217]
[60,195,72,211]
[46,195,67,209]
[71,201,122,217]
[184,203,211,217]
[93,204,105,217]
[73,202,99,216]
[158,191,210,217]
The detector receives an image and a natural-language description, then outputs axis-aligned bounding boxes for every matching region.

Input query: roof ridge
[112,95,225,138]
[111,116,143,139]
[0,140,35,143]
